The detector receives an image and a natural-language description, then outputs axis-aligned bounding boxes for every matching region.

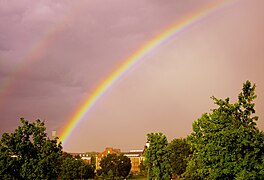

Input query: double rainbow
[0,3,78,106]
[57,0,235,144]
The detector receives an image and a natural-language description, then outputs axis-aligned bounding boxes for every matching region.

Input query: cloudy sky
[1,0,264,152]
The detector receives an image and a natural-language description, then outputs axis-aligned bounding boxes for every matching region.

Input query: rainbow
[59,0,235,144]
[0,3,82,107]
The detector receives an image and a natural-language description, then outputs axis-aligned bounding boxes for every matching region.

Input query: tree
[99,153,119,178]
[144,132,171,180]
[167,138,192,178]
[117,154,132,178]
[0,118,62,179]
[81,161,95,179]
[139,161,148,176]
[60,155,95,179]
[99,153,131,179]
[60,156,80,179]
[184,81,264,179]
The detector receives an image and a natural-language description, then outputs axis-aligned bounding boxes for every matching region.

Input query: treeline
[0,118,95,179]
[0,117,133,179]
[1,81,264,179]
[143,133,191,179]
[143,81,264,179]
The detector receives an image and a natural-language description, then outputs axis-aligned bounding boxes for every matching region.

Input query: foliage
[183,81,264,179]
[167,138,192,177]
[99,153,131,179]
[144,132,171,180]
[81,162,95,179]
[60,155,95,179]
[99,153,119,178]
[117,154,132,178]
[60,157,80,179]
[139,161,148,176]
[0,118,62,179]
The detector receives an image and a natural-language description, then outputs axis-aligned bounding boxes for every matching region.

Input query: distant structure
[123,150,145,173]
[146,141,150,148]
[69,153,92,164]
[96,147,145,174]
[95,147,121,170]
[51,131,57,139]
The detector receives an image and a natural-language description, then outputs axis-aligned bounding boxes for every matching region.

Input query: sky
[1,0,264,153]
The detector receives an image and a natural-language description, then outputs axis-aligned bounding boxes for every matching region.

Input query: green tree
[145,132,171,180]
[139,161,148,176]
[81,161,95,179]
[99,153,119,178]
[0,118,62,179]
[60,155,95,179]
[99,153,131,179]
[117,154,131,178]
[107,169,114,179]
[184,81,264,179]
[167,138,192,178]
[60,157,80,179]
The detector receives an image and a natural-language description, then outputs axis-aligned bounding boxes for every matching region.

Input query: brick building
[123,150,145,173]
[95,147,121,170]
[96,147,145,174]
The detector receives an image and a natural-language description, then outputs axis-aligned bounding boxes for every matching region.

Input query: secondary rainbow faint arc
[59,0,235,144]
[0,3,81,106]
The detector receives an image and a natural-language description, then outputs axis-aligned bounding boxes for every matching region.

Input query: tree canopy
[99,153,131,179]
[144,132,171,180]
[184,81,264,179]
[117,154,132,178]
[60,153,95,179]
[167,138,192,178]
[0,118,62,179]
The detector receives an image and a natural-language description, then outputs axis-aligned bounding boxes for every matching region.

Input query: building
[123,150,145,173]
[95,147,121,170]
[69,153,92,164]
[96,147,145,174]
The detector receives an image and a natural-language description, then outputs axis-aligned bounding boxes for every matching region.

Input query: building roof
[123,150,144,157]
